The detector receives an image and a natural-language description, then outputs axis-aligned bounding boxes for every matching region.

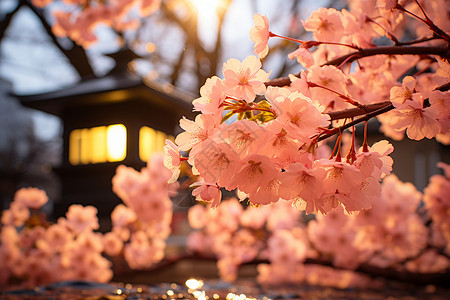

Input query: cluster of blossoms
[187,166,450,287]
[0,154,175,289]
[111,153,176,269]
[0,188,112,289]
[32,0,161,47]
[423,162,450,256]
[187,198,303,281]
[164,0,449,215]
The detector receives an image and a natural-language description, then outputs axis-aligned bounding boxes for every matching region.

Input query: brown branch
[324,45,449,67]
[304,257,450,287]
[317,103,394,142]
[316,82,450,142]
[113,252,450,287]
[25,2,95,78]
[265,45,450,87]
[327,101,392,121]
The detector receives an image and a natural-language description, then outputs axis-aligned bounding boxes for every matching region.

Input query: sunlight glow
[191,0,222,13]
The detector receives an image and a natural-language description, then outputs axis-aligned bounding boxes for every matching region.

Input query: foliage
[187,167,450,286]
[0,154,175,289]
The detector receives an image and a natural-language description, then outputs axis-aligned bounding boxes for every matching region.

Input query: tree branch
[265,45,450,87]
[25,2,95,78]
[315,103,394,142]
[327,101,392,121]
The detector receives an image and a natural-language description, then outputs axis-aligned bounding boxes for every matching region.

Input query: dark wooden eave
[14,73,195,118]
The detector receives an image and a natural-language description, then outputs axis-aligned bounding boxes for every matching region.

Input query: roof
[15,73,196,117]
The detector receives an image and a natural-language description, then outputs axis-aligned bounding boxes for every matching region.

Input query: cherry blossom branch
[123,253,450,287]
[395,3,450,43]
[365,16,400,45]
[323,45,449,67]
[327,101,391,120]
[269,32,360,50]
[316,102,394,142]
[395,36,440,46]
[315,82,450,142]
[265,45,449,87]
[304,257,450,286]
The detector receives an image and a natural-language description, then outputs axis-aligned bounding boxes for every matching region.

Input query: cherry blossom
[249,14,271,59]
[192,76,226,115]
[288,46,315,68]
[389,76,416,104]
[390,93,441,140]
[302,8,344,42]
[65,205,99,234]
[278,161,327,214]
[13,187,48,210]
[110,153,174,269]
[176,115,219,151]
[191,181,222,208]
[222,55,271,102]
[433,59,450,86]
[190,139,241,190]
[274,91,330,141]
[163,140,182,183]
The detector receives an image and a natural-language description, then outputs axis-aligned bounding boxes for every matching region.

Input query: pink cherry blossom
[163,139,182,183]
[288,46,315,68]
[13,187,48,210]
[44,223,73,251]
[103,232,124,257]
[273,91,330,142]
[433,58,450,86]
[248,177,281,205]
[190,139,241,190]
[187,204,208,230]
[192,76,226,115]
[231,154,280,196]
[343,176,380,212]
[217,119,265,158]
[307,65,350,110]
[258,121,300,167]
[111,204,137,228]
[390,93,441,140]
[302,7,344,42]
[191,181,222,208]
[428,90,450,134]
[111,165,141,205]
[405,249,450,274]
[389,76,416,104]
[376,0,398,10]
[279,161,328,214]
[239,205,270,229]
[355,140,394,179]
[222,55,271,102]
[1,202,30,227]
[175,114,219,151]
[249,14,270,59]
[65,205,99,234]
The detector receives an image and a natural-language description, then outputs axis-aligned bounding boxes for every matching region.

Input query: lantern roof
[15,72,195,118]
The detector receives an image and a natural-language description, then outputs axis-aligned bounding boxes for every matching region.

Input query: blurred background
[0,0,448,225]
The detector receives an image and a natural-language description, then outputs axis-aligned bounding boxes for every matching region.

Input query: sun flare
[191,0,222,13]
